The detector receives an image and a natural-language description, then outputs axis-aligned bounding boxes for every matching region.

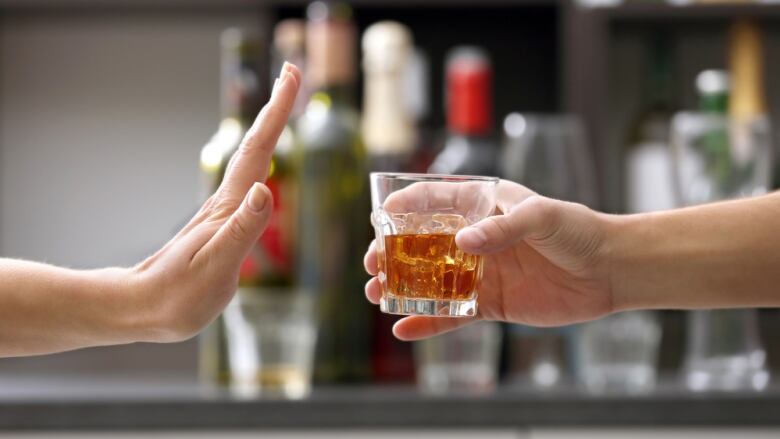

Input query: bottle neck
[729,19,766,122]
[315,83,355,107]
[220,57,261,125]
[700,93,729,115]
[362,69,414,155]
[306,18,356,95]
[446,61,493,136]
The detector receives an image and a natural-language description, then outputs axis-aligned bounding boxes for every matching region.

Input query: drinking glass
[506,325,574,390]
[500,113,597,208]
[222,288,317,399]
[370,172,498,317]
[414,321,503,395]
[576,311,662,395]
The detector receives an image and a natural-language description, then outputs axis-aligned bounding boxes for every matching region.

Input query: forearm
[0,259,142,357]
[610,191,780,311]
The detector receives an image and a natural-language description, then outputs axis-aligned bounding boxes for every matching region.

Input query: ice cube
[432,213,468,233]
[390,213,409,234]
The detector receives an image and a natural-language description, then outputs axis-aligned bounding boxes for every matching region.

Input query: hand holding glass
[370,173,498,317]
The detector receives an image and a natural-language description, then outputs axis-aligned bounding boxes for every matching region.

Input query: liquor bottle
[728,19,774,192]
[198,28,263,387]
[361,20,416,383]
[417,46,503,395]
[428,46,497,176]
[361,21,415,172]
[296,1,372,383]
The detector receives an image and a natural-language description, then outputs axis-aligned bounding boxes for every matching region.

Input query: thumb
[456,195,561,254]
[205,182,274,269]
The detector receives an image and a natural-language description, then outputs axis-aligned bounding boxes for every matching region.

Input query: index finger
[217,63,301,204]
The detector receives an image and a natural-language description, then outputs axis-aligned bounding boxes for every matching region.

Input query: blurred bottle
[429,46,497,176]
[672,21,772,205]
[361,20,415,172]
[729,20,772,195]
[624,35,677,214]
[416,46,502,395]
[296,1,373,383]
[677,20,771,392]
[198,28,263,388]
[361,20,416,383]
[404,48,438,174]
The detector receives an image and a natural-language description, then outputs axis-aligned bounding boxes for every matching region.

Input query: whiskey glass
[370,172,498,317]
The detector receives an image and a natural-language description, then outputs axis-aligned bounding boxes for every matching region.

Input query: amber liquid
[381,233,482,301]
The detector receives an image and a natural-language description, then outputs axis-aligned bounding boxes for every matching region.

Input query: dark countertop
[2,375,780,430]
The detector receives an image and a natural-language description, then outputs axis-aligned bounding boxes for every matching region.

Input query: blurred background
[2,0,780,436]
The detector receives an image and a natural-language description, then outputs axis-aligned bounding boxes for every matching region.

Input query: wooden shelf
[0,0,558,10]
[600,1,780,21]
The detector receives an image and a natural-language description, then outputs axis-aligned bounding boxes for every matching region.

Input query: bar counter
[2,376,779,431]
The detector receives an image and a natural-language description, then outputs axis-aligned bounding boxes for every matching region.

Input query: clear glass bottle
[674,19,772,392]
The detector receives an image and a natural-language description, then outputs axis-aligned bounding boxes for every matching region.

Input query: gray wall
[0,9,261,376]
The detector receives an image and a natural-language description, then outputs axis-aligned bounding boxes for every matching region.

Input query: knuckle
[227,215,251,243]
[489,216,513,241]
[209,195,241,220]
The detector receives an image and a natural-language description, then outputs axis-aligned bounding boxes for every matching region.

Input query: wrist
[81,267,152,345]
[602,211,644,313]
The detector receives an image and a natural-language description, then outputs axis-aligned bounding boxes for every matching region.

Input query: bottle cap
[446,46,493,135]
[696,70,730,96]
[306,1,356,89]
[273,19,305,58]
[362,21,412,74]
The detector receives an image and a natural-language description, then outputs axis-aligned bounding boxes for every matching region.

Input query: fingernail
[247,183,269,213]
[270,77,280,98]
[273,72,293,100]
[281,61,291,76]
[461,226,488,249]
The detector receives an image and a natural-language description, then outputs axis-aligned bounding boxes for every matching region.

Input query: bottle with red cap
[429,46,498,176]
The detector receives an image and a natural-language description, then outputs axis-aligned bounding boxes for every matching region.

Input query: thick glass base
[380,294,477,317]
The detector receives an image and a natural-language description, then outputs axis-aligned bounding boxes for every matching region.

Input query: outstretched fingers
[216,63,301,209]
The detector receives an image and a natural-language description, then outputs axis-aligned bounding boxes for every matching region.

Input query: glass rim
[370,172,500,183]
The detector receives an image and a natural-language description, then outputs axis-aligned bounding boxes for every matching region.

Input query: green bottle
[295,1,372,383]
